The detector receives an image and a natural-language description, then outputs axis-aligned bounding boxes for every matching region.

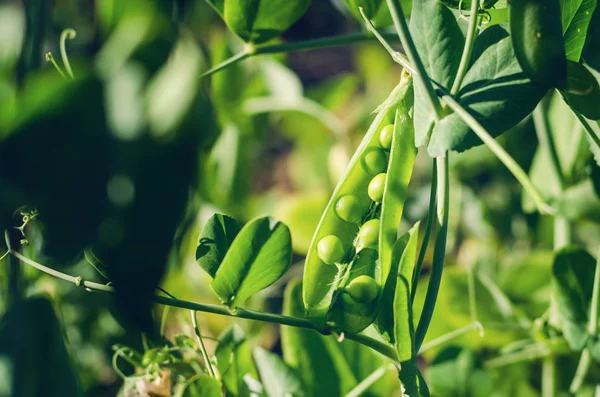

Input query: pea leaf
[181,374,223,397]
[281,279,357,395]
[211,216,292,307]
[560,0,598,62]
[427,25,546,156]
[409,0,464,147]
[560,61,600,120]
[220,0,311,44]
[0,297,82,397]
[196,213,242,278]
[213,324,258,396]
[552,247,596,350]
[583,8,600,71]
[253,347,305,397]
[426,347,493,397]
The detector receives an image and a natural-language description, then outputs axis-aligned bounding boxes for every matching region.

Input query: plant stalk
[385,0,443,120]
[450,1,480,95]
[201,32,399,78]
[414,156,449,351]
[411,159,438,301]
[6,247,399,363]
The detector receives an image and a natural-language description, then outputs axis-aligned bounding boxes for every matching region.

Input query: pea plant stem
[450,0,479,95]
[542,358,556,397]
[414,156,449,351]
[201,31,399,78]
[440,94,553,215]
[5,245,399,363]
[345,364,395,397]
[191,311,216,378]
[385,0,443,120]
[411,159,438,302]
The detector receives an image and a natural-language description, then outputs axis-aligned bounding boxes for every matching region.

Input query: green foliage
[428,25,546,155]
[561,61,600,120]
[426,347,493,397]
[409,0,464,147]
[253,347,305,397]
[213,324,259,396]
[560,0,598,61]
[0,297,82,397]
[196,214,241,278]
[207,0,311,44]
[211,216,292,307]
[552,247,596,350]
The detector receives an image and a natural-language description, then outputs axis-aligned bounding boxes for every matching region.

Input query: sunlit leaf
[253,347,305,397]
[196,213,241,279]
[211,217,292,307]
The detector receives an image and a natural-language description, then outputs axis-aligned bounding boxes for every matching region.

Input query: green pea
[334,195,366,223]
[510,0,567,88]
[340,291,356,306]
[361,148,387,175]
[368,173,386,203]
[357,219,380,249]
[379,125,394,150]
[317,235,346,265]
[346,275,379,303]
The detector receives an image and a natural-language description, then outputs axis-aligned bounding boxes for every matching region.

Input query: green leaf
[560,0,598,62]
[180,374,223,397]
[222,0,311,44]
[426,347,492,397]
[281,279,357,395]
[197,214,242,278]
[583,8,600,71]
[213,324,258,396]
[560,61,600,120]
[253,347,305,397]
[552,247,596,350]
[0,297,82,397]
[554,180,600,222]
[427,25,546,156]
[409,0,464,146]
[211,217,292,307]
[439,0,500,10]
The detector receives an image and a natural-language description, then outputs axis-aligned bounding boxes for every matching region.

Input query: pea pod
[509,0,567,88]
[302,72,416,332]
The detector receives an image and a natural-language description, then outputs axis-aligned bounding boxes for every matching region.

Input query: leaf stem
[411,159,438,302]
[201,32,399,78]
[569,349,591,394]
[59,29,76,79]
[385,0,444,120]
[419,321,483,354]
[414,156,449,351]
[484,338,570,368]
[450,0,480,95]
[6,247,399,363]
[439,93,553,215]
[191,311,216,377]
[542,357,556,397]
[345,364,395,397]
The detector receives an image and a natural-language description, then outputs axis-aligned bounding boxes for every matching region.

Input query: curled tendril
[60,28,77,80]
[45,52,67,79]
[480,10,492,24]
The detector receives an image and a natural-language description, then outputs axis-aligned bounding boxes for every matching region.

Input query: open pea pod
[302,71,416,332]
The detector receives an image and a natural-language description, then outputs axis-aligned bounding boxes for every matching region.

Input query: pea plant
[1,0,600,395]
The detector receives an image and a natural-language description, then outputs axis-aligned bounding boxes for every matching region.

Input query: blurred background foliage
[0,0,599,396]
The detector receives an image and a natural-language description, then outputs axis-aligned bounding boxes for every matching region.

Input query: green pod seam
[509,0,567,88]
[379,72,416,285]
